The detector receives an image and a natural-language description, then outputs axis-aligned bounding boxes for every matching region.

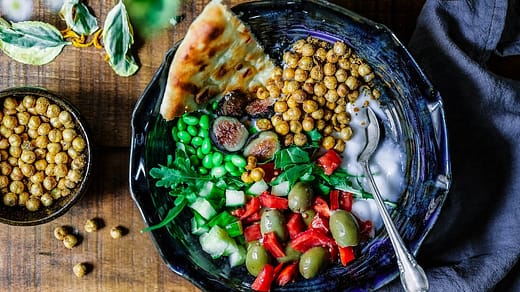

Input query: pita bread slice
[160,0,275,120]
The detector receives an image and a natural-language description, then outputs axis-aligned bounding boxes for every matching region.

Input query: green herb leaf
[59,0,99,36]
[0,18,69,65]
[274,146,311,170]
[103,1,139,77]
[140,197,188,233]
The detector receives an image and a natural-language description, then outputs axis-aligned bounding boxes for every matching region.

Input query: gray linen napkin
[383,0,520,291]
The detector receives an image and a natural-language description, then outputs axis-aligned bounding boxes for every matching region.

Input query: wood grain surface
[0,1,425,291]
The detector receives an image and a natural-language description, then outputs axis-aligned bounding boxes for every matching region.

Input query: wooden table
[0,1,425,291]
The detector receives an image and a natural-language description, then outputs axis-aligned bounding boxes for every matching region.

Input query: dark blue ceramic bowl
[129,0,451,291]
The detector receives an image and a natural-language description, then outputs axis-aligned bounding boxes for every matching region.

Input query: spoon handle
[361,162,429,292]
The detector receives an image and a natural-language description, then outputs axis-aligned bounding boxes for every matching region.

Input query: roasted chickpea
[283,67,295,80]
[3,192,17,206]
[302,117,315,132]
[283,133,294,147]
[314,47,327,62]
[339,126,353,141]
[334,139,346,152]
[58,111,72,126]
[40,193,53,207]
[313,82,327,97]
[274,121,290,136]
[289,120,303,134]
[300,43,315,57]
[27,116,41,129]
[18,192,29,206]
[293,133,308,146]
[310,65,324,81]
[66,170,82,183]
[358,63,372,77]
[30,171,45,184]
[25,197,41,211]
[284,52,299,68]
[274,101,288,113]
[37,123,52,136]
[270,114,283,127]
[256,118,272,130]
[35,97,50,115]
[250,167,265,182]
[20,149,36,164]
[324,90,339,103]
[73,263,89,278]
[20,163,35,177]
[294,68,308,82]
[322,136,336,150]
[63,234,78,248]
[345,76,359,90]
[241,171,254,183]
[302,100,319,113]
[0,175,9,188]
[326,50,339,63]
[0,138,9,149]
[110,226,126,239]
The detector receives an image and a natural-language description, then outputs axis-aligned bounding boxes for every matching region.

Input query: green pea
[191,136,203,147]
[182,115,199,126]
[199,115,210,129]
[177,118,186,131]
[230,154,247,168]
[185,145,196,155]
[211,165,227,178]
[189,155,200,166]
[224,161,237,173]
[202,155,213,169]
[196,147,205,159]
[171,127,179,141]
[212,152,224,166]
[198,128,209,138]
[177,131,191,144]
[201,138,212,154]
[198,167,209,175]
[187,125,198,136]
[230,169,243,177]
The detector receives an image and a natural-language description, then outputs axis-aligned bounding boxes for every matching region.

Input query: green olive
[246,243,270,276]
[329,210,359,247]
[301,209,316,227]
[288,182,314,213]
[299,246,329,279]
[260,209,288,241]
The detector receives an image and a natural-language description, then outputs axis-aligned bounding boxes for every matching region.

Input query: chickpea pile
[0,95,87,211]
[256,37,380,151]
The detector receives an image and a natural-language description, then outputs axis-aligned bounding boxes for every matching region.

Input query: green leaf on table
[103,1,139,77]
[0,18,69,65]
[59,0,99,36]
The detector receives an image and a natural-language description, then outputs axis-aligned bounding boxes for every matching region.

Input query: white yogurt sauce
[340,88,406,230]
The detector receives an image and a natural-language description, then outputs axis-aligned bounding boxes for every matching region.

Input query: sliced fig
[216,91,250,117]
[245,97,275,118]
[210,116,249,153]
[242,131,281,162]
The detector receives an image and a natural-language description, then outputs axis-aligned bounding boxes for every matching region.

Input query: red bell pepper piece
[244,223,262,242]
[338,246,355,266]
[239,196,261,221]
[259,191,288,210]
[251,264,274,292]
[313,196,331,218]
[317,149,342,175]
[276,261,299,286]
[358,219,373,241]
[329,189,340,210]
[290,229,335,253]
[263,232,286,258]
[339,191,353,211]
[243,210,262,224]
[310,213,329,233]
[286,213,305,239]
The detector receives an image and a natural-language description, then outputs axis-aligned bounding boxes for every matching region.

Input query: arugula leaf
[274,146,311,170]
[140,197,187,233]
[103,1,139,77]
[0,18,69,65]
[60,0,99,36]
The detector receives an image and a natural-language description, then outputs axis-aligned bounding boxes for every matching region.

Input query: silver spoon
[358,107,429,292]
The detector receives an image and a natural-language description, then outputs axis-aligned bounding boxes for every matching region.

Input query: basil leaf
[103,1,139,77]
[59,0,99,36]
[0,18,69,65]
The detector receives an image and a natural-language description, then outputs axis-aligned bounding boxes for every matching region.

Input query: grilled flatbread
[160,0,275,120]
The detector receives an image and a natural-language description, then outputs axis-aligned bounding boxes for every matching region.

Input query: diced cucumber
[246,179,268,195]
[199,225,236,259]
[191,213,209,235]
[271,180,290,196]
[225,189,246,207]
[190,197,217,220]
[225,220,243,237]
[228,245,246,267]
[199,181,224,199]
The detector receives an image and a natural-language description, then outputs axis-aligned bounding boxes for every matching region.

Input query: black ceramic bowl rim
[130,0,451,291]
[0,86,93,226]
